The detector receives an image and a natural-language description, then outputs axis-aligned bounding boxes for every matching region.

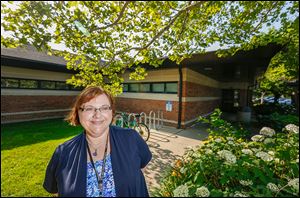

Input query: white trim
[1,116,65,124]
[1,89,80,96]
[117,92,220,102]
[1,109,71,116]
[183,97,220,102]
[117,92,178,101]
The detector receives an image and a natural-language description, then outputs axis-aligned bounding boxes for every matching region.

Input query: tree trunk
[260,92,265,104]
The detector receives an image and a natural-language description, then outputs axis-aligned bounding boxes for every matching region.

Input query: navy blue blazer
[43,125,152,197]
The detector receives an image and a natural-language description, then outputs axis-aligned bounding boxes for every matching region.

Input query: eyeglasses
[79,105,112,114]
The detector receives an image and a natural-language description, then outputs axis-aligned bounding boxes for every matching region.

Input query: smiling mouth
[91,121,104,125]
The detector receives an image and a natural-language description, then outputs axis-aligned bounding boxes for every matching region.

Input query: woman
[43,86,152,197]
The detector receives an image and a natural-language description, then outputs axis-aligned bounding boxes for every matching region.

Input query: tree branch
[114,1,204,61]
[91,1,131,32]
[251,1,280,34]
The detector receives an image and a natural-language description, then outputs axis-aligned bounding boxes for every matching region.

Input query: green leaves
[1,1,298,94]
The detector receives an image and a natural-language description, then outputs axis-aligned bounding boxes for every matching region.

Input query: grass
[1,118,83,197]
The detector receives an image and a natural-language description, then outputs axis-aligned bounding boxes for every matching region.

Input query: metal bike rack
[148,111,156,129]
[114,114,124,127]
[128,113,136,127]
[156,110,163,130]
[139,112,147,125]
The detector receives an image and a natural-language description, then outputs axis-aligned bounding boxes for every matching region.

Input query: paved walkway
[143,125,209,195]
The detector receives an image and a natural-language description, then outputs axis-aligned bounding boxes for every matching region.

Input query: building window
[56,81,69,90]
[1,77,82,91]
[123,84,128,92]
[129,84,139,92]
[123,82,178,93]
[40,80,55,89]
[140,83,150,92]
[1,78,19,88]
[20,79,38,88]
[234,90,240,107]
[165,83,177,93]
[152,83,164,93]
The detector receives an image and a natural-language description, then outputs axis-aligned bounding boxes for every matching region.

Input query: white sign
[166,101,172,112]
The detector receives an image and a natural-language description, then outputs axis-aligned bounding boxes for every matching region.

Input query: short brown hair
[65,86,115,126]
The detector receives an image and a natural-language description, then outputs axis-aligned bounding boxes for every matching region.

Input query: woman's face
[78,94,113,137]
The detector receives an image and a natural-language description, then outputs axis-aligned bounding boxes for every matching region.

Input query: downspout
[177,64,183,129]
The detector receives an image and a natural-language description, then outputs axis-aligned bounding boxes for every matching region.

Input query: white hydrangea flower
[284,143,291,147]
[275,158,280,163]
[285,124,299,134]
[233,191,249,197]
[251,135,265,142]
[268,151,275,156]
[288,178,299,192]
[205,149,213,154]
[296,158,299,163]
[226,137,234,141]
[251,148,262,153]
[239,179,253,186]
[217,150,237,164]
[256,151,273,162]
[263,138,275,144]
[228,140,234,145]
[259,127,275,137]
[241,149,253,155]
[195,186,210,197]
[267,183,279,192]
[215,138,222,143]
[173,184,189,197]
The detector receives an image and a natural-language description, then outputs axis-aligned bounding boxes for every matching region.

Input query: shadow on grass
[1,118,83,151]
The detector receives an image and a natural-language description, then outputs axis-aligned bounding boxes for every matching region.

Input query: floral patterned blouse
[86,154,116,197]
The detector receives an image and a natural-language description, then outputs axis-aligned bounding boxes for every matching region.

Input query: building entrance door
[221,89,236,112]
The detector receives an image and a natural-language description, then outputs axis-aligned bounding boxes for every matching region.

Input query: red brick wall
[182,81,221,97]
[181,81,221,124]
[115,97,178,122]
[1,95,77,123]
[1,95,76,113]
[182,100,221,122]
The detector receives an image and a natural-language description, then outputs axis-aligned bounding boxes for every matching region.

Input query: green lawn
[1,119,83,197]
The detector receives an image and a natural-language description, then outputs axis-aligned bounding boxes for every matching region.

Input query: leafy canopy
[1,1,298,95]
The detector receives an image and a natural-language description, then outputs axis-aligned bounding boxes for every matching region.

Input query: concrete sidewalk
[143,125,209,195]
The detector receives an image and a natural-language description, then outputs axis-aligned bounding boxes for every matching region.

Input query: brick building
[1,44,282,127]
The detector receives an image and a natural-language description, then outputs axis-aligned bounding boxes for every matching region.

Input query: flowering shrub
[197,109,250,139]
[154,123,299,197]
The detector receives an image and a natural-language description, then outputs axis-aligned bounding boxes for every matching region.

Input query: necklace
[86,132,109,197]
[87,142,101,156]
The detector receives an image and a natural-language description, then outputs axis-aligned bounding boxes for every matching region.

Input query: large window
[1,78,19,88]
[20,79,38,89]
[41,80,55,89]
[165,83,177,93]
[139,83,150,92]
[1,77,82,91]
[123,82,178,93]
[152,83,164,93]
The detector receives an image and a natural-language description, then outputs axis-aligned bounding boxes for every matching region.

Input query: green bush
[154,122,299,197]
[253,103,297,116]
[197,108,250,139]
[258,112,299,131]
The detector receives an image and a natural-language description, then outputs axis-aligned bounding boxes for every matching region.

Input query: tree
[243,17,299,104]
[1,1,298,95]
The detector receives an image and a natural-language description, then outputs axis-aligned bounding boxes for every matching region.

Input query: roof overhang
[148,43,283,82]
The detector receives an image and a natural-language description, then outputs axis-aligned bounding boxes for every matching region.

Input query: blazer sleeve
[43,146,61,193]
[133,130,152,168]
